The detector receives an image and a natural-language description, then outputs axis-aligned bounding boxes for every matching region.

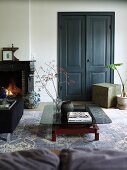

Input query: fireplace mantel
[0,60,35,71]
[0,60,35,95]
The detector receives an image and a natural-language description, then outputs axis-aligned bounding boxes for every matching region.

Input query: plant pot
[117,95,127,110]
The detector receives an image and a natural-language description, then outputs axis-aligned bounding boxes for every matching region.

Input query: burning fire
[6,80,22,96]
[6,89,13,96]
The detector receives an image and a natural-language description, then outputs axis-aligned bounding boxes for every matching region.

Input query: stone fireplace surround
[0,60,35,97]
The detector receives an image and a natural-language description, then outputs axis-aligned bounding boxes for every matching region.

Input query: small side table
[92,83,121,108]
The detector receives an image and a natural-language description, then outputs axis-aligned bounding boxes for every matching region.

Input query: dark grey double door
[58,12,115,101]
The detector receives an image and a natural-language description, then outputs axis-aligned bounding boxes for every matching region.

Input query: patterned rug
[0,107,127,153]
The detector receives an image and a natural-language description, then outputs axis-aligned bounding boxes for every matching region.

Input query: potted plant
[105,63,127,109]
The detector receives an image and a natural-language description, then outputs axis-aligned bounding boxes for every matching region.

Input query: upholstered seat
[0,99,24,140]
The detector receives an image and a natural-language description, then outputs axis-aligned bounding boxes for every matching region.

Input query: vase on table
[61,100,74,123]
[53,97,62,114]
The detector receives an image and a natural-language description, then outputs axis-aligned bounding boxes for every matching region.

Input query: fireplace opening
[0,71,22,97]
[0,61,35,99]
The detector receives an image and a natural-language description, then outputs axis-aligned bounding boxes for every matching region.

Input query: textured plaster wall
[0,0,30,60]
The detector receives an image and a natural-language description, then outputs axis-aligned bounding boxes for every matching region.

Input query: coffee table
[40,103,112,142]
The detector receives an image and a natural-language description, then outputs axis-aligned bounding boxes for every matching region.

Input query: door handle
[87,59,90,62]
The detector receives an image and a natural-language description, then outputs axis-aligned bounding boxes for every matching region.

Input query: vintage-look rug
[0,107,127,153]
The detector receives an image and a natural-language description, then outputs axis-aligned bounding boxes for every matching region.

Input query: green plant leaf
[105,63,126,97]
[105,63,123,70]
[114,63,123,66]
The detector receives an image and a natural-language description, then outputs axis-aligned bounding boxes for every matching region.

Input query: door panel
[67,73,82,96]
[58,12,114,101]
[59,15,86,100]
[86,15,112,100]
[66,19,82,67]
[90,72,107,85]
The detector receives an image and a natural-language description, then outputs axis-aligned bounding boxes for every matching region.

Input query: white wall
[30,0,127,102]
[0,0,30,60]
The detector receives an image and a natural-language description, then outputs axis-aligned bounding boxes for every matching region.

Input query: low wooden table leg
[52,128,56,142]
[94,124,99,141]
[95,132,99,140]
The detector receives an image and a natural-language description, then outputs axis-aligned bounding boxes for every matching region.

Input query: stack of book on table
[67,111,92,123]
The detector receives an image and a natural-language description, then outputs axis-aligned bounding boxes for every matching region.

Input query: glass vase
[53,97,62,114]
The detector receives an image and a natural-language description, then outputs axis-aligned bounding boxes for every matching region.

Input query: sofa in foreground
[0,148,127,170]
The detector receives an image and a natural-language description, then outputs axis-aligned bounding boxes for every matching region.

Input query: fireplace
[0,61,35,97]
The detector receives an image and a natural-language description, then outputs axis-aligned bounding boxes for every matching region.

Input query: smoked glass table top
[40,103,112,125]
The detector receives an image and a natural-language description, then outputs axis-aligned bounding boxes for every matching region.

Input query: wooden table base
[52,124,99,142]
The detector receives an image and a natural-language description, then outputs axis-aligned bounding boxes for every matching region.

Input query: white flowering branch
[35,60,75,105]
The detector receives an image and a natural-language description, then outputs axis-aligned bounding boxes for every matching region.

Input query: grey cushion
[0,148,60,170]
[60,148,127,170]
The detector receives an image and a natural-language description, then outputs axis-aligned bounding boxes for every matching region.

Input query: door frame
[57,12,115,99]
